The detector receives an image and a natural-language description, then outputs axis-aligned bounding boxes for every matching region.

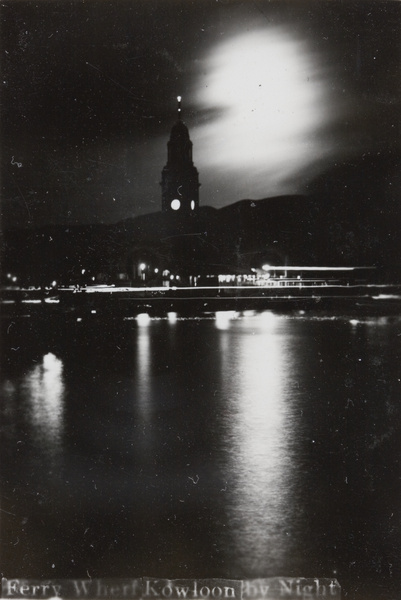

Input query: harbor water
[1,310,400,599]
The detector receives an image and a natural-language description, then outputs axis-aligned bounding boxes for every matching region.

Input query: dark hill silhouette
[306,152,401,268]
[2,182,399,284]
[213,196,319,267]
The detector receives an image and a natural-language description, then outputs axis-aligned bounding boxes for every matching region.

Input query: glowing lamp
[137,313,151,326]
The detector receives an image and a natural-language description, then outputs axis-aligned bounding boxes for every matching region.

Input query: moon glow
[193,26,337,201]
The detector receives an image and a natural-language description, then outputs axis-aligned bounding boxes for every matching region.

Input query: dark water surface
[1,311,401,599]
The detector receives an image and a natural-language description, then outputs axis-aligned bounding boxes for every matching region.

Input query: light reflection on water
[1,311,401,596]
[2,352,66,465]
[215,310,239,330]
[25,353,65,457]
[136,324,153,420]
[217,312,297,574]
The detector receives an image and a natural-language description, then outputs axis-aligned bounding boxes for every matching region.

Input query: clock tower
[161,97,200,214]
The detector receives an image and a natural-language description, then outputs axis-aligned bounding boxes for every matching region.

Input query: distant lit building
[161,96,200,214]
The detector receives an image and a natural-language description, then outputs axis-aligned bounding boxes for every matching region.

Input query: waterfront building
[161,96,200,214]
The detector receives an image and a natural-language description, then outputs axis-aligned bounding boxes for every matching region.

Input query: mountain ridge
[2,193,399,284]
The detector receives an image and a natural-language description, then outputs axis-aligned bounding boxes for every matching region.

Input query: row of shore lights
[139,263,180,282]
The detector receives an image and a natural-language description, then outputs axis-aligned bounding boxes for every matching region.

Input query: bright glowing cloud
[192,27,338,202]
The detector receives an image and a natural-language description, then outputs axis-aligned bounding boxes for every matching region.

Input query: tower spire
[160,96,200,214]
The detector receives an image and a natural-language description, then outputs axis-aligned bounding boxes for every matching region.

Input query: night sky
[2,0,400,228]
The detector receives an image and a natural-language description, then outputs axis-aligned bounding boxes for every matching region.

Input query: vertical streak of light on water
[218,312,297,575]
[136,323,153,421]
[21,352,65,466]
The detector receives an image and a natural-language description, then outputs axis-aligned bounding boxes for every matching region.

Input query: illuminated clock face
[171,199,181,210]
